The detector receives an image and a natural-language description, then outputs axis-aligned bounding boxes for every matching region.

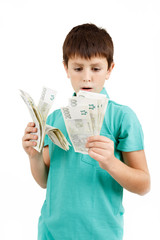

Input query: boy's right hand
[22,122,39,158]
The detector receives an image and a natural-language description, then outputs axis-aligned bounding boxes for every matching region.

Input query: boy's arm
[108,150,150,195]
[121,150,150,194]
[29,146,50,188]
[86,136,150,195]
[22,122,50,188]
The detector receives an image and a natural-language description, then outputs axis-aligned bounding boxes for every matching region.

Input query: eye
[74,67,83,72]
[92,67,101,72]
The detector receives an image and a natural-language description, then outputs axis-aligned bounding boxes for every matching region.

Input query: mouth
[80,87,93,91]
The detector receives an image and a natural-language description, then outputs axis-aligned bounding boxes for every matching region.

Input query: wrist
[103,156,118,173]
[29,151,43,162]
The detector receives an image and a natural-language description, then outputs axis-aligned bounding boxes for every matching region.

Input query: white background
[0,0,159,239]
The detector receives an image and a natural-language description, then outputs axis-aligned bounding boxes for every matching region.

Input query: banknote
[20,89,43,151]
[61,105,93,154]
[45,125,70,151]
[77,90,109,134]
[62,91,109,154]
[38,87,57,122]
[20,87,70,152]
[68,96,99,135]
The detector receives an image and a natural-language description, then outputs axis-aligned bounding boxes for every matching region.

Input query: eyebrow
[71,62,103,66]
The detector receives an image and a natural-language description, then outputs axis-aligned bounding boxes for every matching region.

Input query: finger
[23,140,37,148]
[23,134,38,141]
[89,147,107,156]
[87,135,111,143]
[25,126,37,134]
[27,122,35,127]
[88,148,104,162]
[86,141,107,149]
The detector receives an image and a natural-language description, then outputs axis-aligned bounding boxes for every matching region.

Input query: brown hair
[63,23,114,69]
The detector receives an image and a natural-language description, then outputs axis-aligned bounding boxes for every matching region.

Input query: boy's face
[64,56,114,94]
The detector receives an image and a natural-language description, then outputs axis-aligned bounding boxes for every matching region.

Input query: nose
[83,69,91,82]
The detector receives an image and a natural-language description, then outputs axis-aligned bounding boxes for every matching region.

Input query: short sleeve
[44,133,49,147]
[44,117,50,147]
[117,107,144,152]
[43,111,56,147]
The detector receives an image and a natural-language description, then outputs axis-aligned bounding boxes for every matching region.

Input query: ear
[106,62,115,80]
[63,61,70,78]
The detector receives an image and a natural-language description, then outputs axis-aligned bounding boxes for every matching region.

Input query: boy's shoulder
[105,99,142,137]
[107,99,137,118]
[101,88,135,117]
[106,99,144,151]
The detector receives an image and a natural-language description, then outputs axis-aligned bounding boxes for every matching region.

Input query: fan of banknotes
[20,87,70,152]
[61,91,109,154]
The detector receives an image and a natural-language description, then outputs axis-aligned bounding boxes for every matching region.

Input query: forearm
[106,157,150,195]
[29,153,49,188]
[87,136,150,195]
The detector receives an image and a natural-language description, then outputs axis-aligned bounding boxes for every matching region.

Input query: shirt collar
[73,88,109,98]
[100,88,109,98]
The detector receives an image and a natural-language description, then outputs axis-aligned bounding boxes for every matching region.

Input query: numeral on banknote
[70,99,77,107]
[62,108,71,119]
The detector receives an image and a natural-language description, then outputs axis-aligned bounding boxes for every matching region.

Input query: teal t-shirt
[38,88,144,240]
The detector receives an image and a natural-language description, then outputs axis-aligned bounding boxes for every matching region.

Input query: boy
[22,23,150,240]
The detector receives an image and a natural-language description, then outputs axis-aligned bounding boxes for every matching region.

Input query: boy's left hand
[86,136,116,171]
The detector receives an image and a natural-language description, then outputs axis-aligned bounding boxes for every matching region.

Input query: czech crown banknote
[20,88,108,154]
[61,91,109,154]
[20,87,70,152]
